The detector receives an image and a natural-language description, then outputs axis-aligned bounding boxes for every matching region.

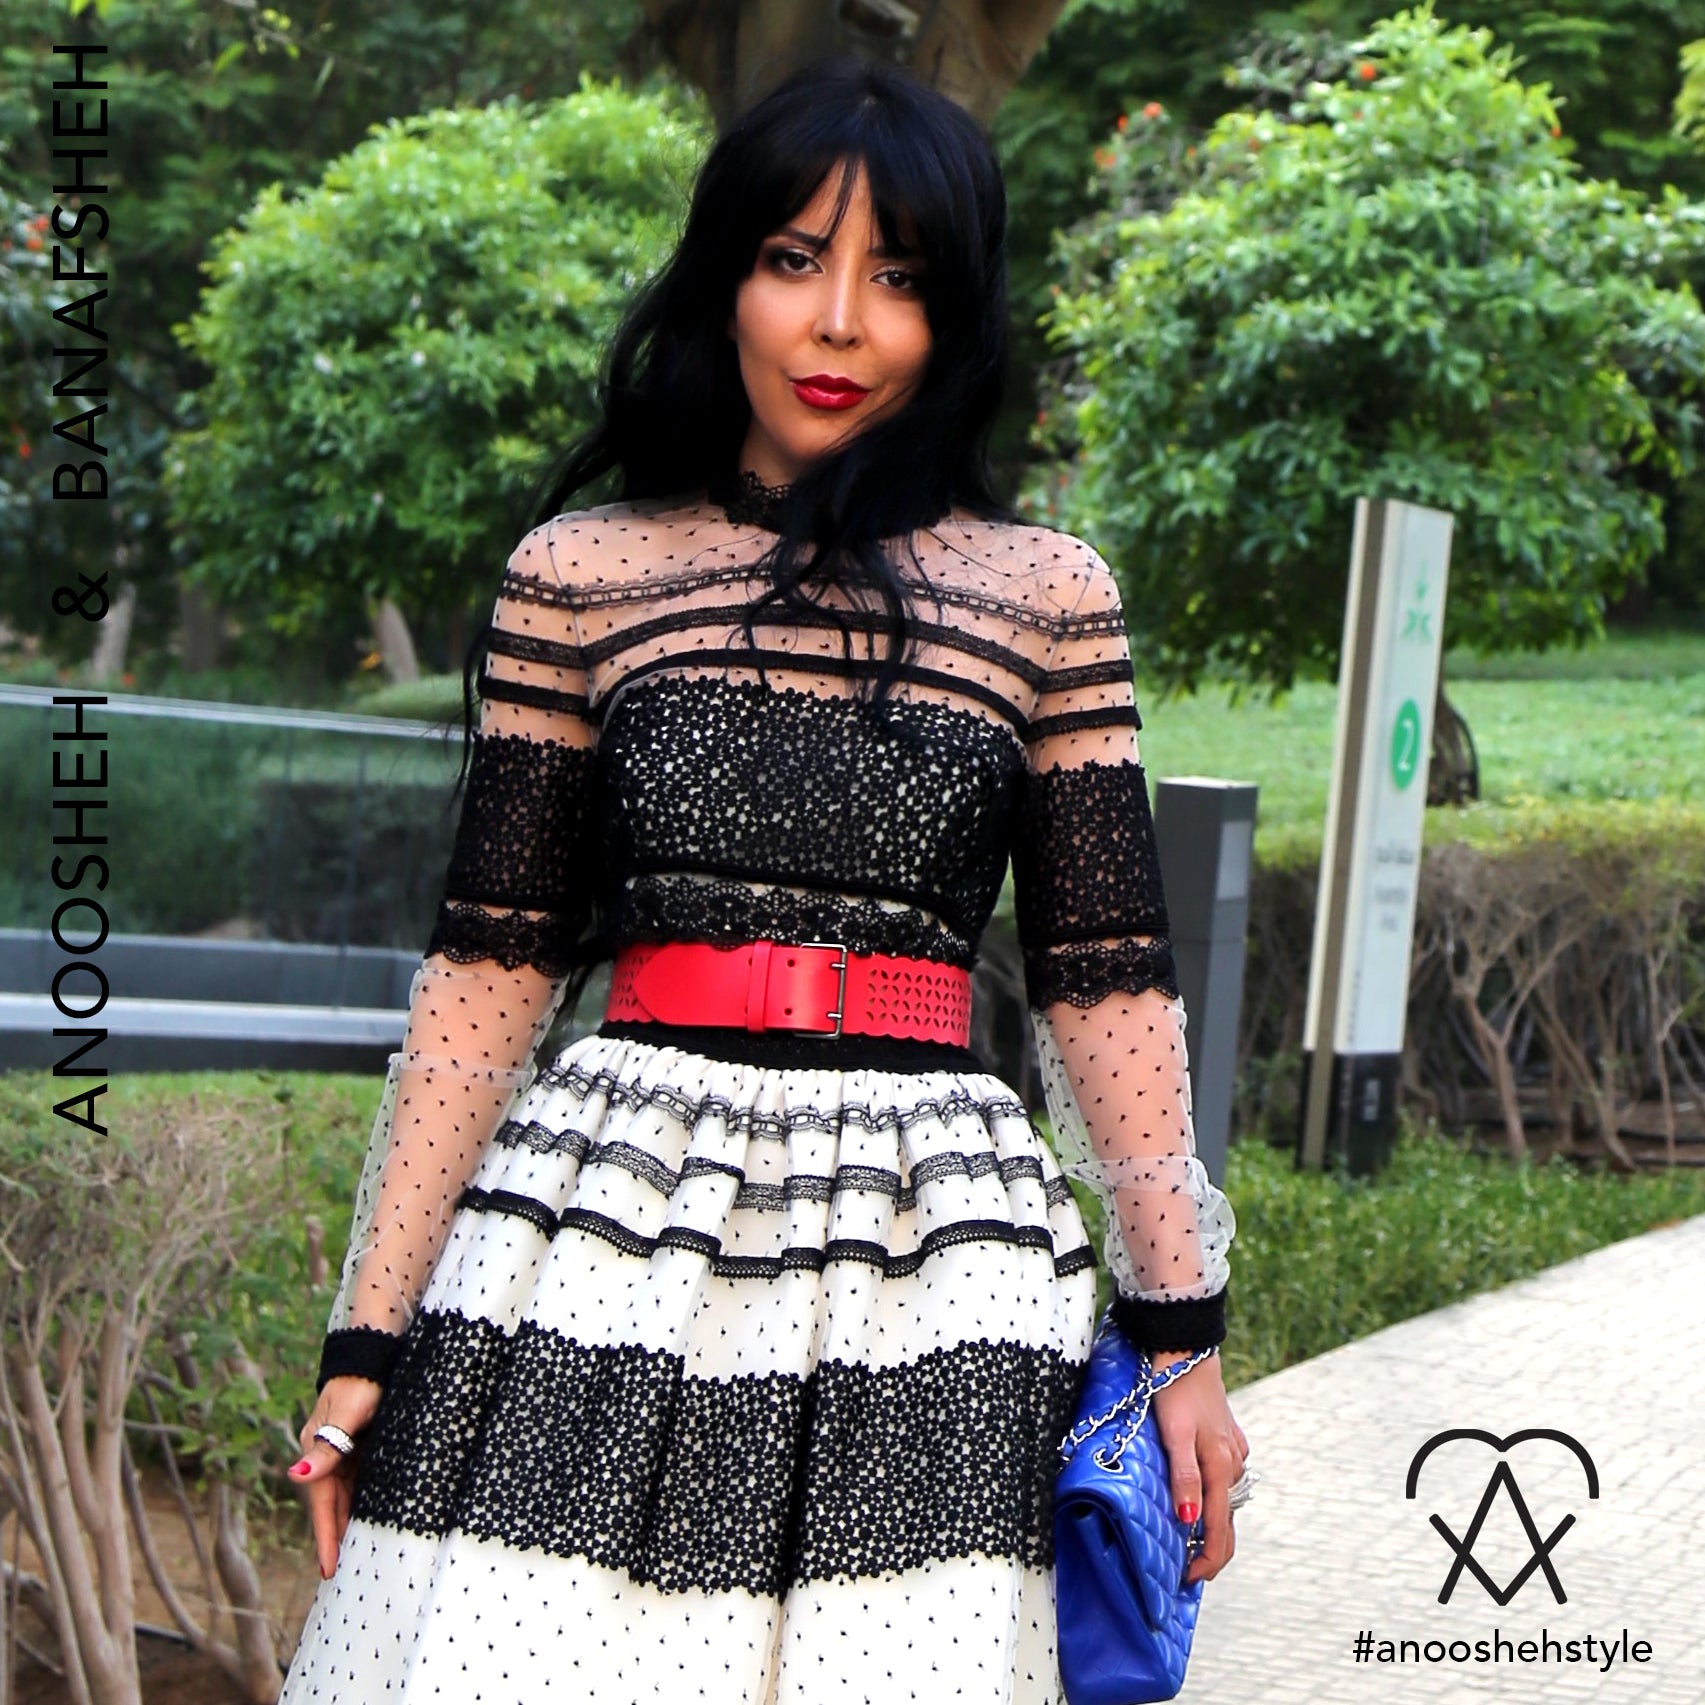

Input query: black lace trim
[454,1185,1079,1281]
[427,901,577,978]
[568,596,1050,692]
[486,625,588,672]
[445,731,597,916]
[528,1059,1031,1140]
[317,1326,406,1392]
[1110,1286,1228,1353]
[611,873,975,967]
[350,1310,1086,1594]
[1040,656,1138,697]
[709,467,795,531]
[491,1114,1076,1216]
[1024,936,1180,1007]
[1011,758,1171,948]
[477,671,590,720]
[1027,705,1144,742]
[595,1018,984,1072]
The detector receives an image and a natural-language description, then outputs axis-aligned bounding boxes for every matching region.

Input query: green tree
[993,0,1705,487]
[0,0,650,676]
[165,80,708,638]
[1037,7,1705,712]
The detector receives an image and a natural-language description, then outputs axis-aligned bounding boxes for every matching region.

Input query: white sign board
[1303,499,1454,1062]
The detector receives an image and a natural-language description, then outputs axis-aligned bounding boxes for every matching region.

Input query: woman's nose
[814,267,863,347]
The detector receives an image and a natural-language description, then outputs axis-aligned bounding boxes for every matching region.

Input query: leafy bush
[1037,5,1705,691]
[166,77,711,635]
[1216,1125,1705,1387]
[0,1069,375,1697]
[352,672,467,723]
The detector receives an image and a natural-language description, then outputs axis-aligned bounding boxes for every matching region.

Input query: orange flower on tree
[1357,62,1377,81]
[1143,101,1163,121]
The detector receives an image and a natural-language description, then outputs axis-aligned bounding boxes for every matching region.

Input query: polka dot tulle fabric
[283,493,1235,1704]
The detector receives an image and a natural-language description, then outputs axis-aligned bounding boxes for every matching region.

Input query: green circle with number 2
[1390,698,1422,790]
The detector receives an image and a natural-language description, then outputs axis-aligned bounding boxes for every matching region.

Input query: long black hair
[466,53,1021,741]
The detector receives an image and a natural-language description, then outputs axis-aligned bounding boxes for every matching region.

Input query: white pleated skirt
[281,1030,1100,1704]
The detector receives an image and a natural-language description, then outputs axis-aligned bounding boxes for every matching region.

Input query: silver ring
[314,1423,358,1458]
[1228,1466,1259,1512]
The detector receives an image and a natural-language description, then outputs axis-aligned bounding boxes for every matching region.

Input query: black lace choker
[710,468,794,532]
[707,466,956,537]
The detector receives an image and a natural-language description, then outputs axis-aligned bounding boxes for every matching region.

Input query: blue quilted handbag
[1053,1319,1217,1705]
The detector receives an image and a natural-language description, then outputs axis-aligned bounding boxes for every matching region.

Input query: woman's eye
[880,267,922,293]
[768,246,816,274]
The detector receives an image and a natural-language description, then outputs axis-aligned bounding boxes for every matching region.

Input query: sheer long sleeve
[1011,546,1235,1353]
[318,521,600,1387]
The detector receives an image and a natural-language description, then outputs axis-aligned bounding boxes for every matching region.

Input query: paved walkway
[1184,1211,1705,1703]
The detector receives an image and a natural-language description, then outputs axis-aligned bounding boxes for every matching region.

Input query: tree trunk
[370,599,420,685]
[87,584,136,688]
[1427,672,1479,807]
[640,0,1068,128]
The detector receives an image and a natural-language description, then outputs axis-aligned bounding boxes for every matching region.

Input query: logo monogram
[1405,1429,1598,1605]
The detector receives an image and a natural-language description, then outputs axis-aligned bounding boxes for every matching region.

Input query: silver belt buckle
[799,942,848,1038]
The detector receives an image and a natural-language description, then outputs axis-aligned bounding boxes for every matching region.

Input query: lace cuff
[318,1325,406,1391]
[1022,937,1180,1008]
[427,900,578,978]
[1110,1288,1228,1354]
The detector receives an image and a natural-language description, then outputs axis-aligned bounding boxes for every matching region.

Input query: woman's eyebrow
[775,224,918,259]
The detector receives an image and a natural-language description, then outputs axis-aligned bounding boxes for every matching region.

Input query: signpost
[1153,777,1258,1189]
[1297,498,1454,1174]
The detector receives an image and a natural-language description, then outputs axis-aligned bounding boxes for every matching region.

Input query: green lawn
[1135,626,1705,858]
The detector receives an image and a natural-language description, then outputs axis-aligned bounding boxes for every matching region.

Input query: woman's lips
[791,378,870,410]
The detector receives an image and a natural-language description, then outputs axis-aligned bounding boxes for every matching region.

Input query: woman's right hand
[289,1375,384,1581]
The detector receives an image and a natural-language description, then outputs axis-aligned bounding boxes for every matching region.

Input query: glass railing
[1,685,464,952]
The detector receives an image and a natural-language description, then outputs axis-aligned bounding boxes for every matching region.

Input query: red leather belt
[606,940,972,1047]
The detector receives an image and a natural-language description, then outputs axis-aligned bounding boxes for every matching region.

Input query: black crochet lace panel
[1024,936,1181,1009]
[426,901,577,978]
[444,731,597,917]
[594,675,1021,946]
[351,1309,1084,1595]
[611,872,976,966]
[1011,758,1171,947]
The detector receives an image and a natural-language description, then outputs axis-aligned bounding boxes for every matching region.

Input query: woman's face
[729,159,931,486]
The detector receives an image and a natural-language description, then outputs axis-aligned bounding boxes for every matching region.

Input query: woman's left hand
[1150,1350,1249,1586]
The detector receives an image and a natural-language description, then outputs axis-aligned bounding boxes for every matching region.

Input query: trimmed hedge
[1238,802,1705,1164]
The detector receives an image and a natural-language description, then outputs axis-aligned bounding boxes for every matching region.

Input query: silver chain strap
[1058,1344,1218,1472]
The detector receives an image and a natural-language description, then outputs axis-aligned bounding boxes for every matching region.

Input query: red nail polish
[290,1460,312,1478]
[1177,1502,1199,1523]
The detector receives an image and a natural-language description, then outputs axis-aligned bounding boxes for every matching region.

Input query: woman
[282,54,1247,1704]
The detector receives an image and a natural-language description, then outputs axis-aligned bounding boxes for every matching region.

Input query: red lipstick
[792,374,870,410]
